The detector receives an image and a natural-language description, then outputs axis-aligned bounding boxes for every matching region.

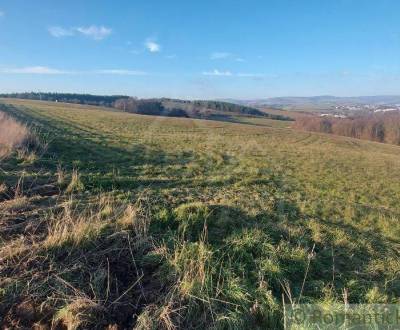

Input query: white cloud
[0,66,73,74]
[48,25,112,40]
[210,52,245,62]
[145,40,161,53]
[202,69,233,76]
[0,67,148,75]
[210,52,232,60]
[76,25,112,40]
[48,26,74,38]
[202,70,265,78]
[93,69,147,75]
[165,54,176,59]
[0,11,4,17]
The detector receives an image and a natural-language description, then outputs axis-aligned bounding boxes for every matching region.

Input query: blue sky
[0,0,399,99]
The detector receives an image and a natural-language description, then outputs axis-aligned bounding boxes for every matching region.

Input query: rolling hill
[1,98,400,329]
[0,93,293,123]
[227,95,400,111]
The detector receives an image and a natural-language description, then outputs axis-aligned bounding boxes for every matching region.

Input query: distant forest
[114,98,292,120]
[0,92,128,107]
[0,93,292,121]
[295,112,400,145]
[114,98,188,117]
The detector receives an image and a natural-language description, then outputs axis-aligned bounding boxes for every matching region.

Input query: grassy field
[1,98,400,329]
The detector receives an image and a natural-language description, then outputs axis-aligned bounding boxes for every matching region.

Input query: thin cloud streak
[48,26,74,38]
[93,69,147,75]
[48,25,112,40]
[0,66,260,79]
[0,66,74,74]
[203,69,233,76]
[0,67,147,75]
[76,25,112,40]
[210,52,245,62]
[203,70,264,78]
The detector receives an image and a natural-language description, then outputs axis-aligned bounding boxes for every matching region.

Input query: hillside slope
[0,93,293,122]
[114,98,292,122]
[229,95,400,109]
[1,99,400,329]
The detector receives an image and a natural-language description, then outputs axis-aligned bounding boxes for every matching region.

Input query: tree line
[114,98,188,117]
[0,92,128,107]
[294,112,400,145]
[0,92,293,121]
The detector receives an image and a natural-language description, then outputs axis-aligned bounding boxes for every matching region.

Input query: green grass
[1,98,400,329]
[229,115,293,128]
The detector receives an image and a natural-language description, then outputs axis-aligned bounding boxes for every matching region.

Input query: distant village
[319,104,400,118]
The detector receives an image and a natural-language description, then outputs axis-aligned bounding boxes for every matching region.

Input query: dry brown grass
[54,298,107,330]
[0,111,41,160]
[0,192,160,328]
[65,168,85,193]
[0,111,30,148]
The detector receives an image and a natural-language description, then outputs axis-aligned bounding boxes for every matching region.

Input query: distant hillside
[0,92,128,107]
[226,95,400,110]
[159,99,291,120]
[0,93,292,122]
[163,99,266,116]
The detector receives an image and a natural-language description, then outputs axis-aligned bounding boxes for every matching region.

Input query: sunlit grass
[1,98,400,328]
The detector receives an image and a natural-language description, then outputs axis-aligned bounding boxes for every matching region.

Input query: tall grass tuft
[66,168,85,193]
[0,111,30,147]
[0,111,41,159]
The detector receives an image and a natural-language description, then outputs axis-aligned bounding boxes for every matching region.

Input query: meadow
[1,98,400,329]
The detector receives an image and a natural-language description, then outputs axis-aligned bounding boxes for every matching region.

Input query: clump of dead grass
[0,111,42,160]
[66,168,85,193]
[0,191,167,329]
[0,111,30,148]
[54,298,108,330]
[135,301,179,330]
